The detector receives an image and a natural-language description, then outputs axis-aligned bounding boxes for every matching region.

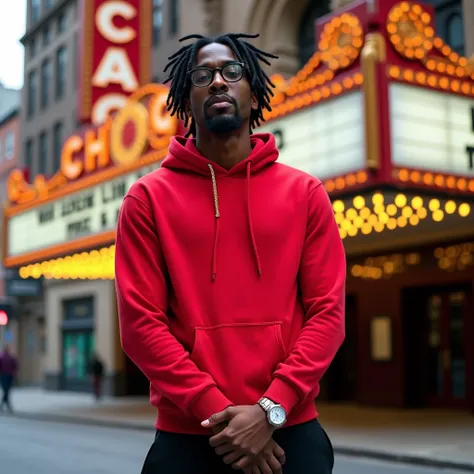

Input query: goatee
[205,114,244,134]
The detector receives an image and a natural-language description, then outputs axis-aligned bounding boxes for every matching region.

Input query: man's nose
[209,71,229,92]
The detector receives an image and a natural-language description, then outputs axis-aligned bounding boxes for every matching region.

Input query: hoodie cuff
[190,386,234,422]
[263,377,301,415]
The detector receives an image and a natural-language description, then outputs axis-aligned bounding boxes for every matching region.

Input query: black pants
[141,419,334,474]
[0,375,13,411]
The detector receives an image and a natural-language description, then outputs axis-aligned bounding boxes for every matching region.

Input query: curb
[333,446,474,472]
[6,411,154,433]
[6,412,474,472]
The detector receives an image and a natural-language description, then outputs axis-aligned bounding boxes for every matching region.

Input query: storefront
[3,0,474,407]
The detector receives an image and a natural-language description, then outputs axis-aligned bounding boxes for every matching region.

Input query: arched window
[298,0,331,68]
[446,13,464,55]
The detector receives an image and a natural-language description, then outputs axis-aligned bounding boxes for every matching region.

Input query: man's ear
[185,98,192,119]
[251,93,258,111]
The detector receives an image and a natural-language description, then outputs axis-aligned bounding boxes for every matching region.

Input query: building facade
[6,0,474,407]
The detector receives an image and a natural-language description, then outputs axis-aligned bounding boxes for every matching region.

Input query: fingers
[266,452,283,474]
[272,442,286,465]
[202,406,234,427]
[223,449,244,465]
[214,443,233,456]
[232,454,254,470]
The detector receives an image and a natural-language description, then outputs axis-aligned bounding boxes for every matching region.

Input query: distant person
[0,345,18,413]
[89,353,105,401]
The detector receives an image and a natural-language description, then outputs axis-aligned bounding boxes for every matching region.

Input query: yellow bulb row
[351,251,421,280]
[334,193,471,239]
[20,246,116,280]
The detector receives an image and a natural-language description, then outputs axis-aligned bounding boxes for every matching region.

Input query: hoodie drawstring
[207,163,262,281]
[208,164,220,281]
[246,162,262,276]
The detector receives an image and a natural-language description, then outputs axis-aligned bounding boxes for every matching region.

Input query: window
[298,0,331,68]
[31,0,40,23]
[30,38,37,58]
[73,32,78,88]
[56,45,68,99]
[28,70,38,118]
[58,11,67,33]
[42,25,51,46]
[41,59,52,108]
[39,131,48,175]
[44,0,54,9]
[447,13,464,55]
[153,0,163,45]
[25,139,34,174]
[170,0,179,35]
[5,132,14,160]
[53,121,64,171]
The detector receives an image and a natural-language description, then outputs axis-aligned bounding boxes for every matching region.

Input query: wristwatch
[258,397,287,428]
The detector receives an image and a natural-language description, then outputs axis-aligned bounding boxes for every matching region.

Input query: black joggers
[141,419,334,474]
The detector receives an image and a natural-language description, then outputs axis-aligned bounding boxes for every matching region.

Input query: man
[0,345,18,413]
[89,353,104,401]
[115,33,346,474]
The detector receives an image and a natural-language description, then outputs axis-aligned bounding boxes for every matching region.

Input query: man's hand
[243,439,286,474]
[202,405,274,470]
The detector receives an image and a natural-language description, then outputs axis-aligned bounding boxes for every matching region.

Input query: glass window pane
[449,292,466,399]
[427,295,443,397]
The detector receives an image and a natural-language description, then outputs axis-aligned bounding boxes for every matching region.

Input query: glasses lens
[191,69,212,86]
[222,63,243,82]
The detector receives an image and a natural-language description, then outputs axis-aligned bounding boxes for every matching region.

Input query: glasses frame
[187,62,246,88]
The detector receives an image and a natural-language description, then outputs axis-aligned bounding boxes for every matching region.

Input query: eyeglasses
[188,62,246,88]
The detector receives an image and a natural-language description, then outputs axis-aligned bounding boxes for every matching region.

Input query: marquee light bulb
[348,226,358,237]
[433,210,444,222]
[333,200,345,213]
[445,200,456,214]
[394,194,407,207]
[353,196,365,210]
[459,203,471,217]
[387,204,398,216]
[372,193,384,205]
[411,196,423,209]
[429,199,440,211]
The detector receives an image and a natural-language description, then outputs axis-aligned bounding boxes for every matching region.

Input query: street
[0,415,468,474]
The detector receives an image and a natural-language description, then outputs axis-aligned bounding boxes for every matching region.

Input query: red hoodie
[115,133,346,434]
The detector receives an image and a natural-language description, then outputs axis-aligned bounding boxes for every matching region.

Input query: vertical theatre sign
[79,0,152,126]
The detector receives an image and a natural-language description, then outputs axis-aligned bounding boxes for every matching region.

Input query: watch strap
[258,397,277,412]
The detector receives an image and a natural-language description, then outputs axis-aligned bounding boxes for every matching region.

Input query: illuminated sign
[79,0,152,125]
[7,163,160,258]
[7,84,177,207]
[390,83,474,177]
[257,91,366,180]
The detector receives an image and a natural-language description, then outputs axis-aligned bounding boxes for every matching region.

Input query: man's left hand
[202,405,274,469]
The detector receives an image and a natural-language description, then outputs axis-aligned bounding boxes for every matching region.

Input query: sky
[0,0,26,89]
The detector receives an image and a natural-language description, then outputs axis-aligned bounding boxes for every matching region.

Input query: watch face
[269,406,286,426]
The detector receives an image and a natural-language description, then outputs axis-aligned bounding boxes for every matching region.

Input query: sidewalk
[4,388,474,472]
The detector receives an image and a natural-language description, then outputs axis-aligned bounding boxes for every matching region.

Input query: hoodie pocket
[191,322,286,405]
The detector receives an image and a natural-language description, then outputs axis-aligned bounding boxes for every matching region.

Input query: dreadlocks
[163,33,279,137]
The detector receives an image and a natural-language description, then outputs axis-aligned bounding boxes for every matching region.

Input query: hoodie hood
[161,133,279,280]
[162,133,279,177]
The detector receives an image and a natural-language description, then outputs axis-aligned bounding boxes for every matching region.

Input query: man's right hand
[243,439,286,474]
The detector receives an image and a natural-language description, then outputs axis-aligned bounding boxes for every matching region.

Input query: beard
[204,100,244,134]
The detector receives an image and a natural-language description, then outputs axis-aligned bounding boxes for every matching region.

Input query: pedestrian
[0,345,18,413]
[89,353,104,401]
[115,33,346,474]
